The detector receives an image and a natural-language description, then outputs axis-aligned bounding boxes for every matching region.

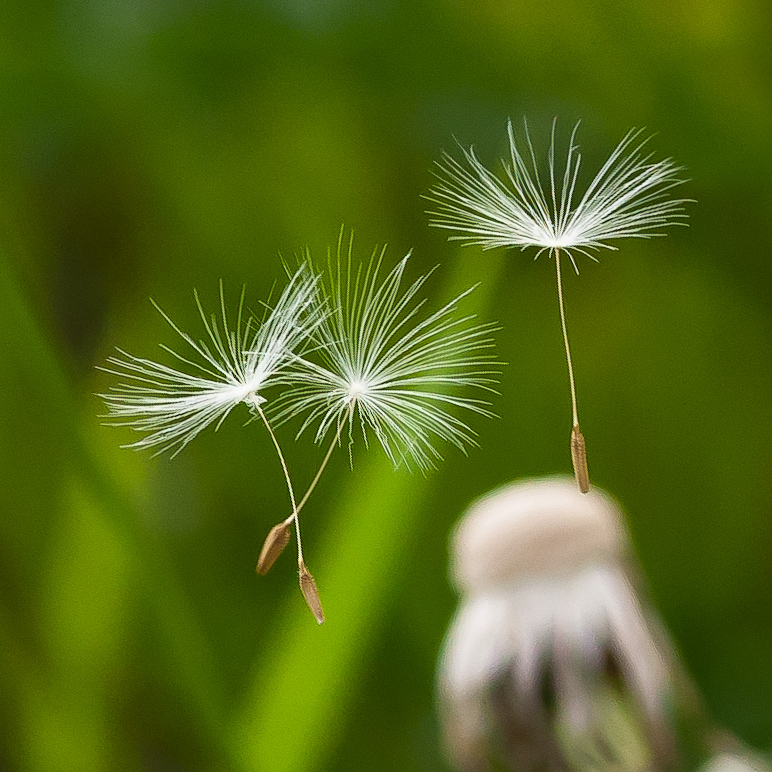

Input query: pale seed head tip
[299,563,325,624]
[256,521,292,575]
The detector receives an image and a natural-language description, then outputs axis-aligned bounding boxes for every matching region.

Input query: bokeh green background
[1,0,771,770]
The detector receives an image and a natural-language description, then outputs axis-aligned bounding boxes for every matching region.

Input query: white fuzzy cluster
[99,242,498,468]
[272,242,499,470]
[428,119,689,270]
[100,264,321,456]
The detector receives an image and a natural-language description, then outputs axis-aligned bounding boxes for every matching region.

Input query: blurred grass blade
[0,256,230,763]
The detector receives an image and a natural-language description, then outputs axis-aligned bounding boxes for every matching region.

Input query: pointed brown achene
[299,562,325,625]
[256,518,293,575]
[571,425,590,494]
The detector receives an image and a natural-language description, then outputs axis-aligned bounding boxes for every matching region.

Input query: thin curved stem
[555,250,590,493]
[257,407,304,565]
[555,249,579,429]
[295,401,356,515]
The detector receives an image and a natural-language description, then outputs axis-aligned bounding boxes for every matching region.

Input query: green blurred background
[1,0,771,769]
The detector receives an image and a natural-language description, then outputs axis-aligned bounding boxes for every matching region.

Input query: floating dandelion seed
[271,232,500,477]
[99,263,328,623]
[254,234,500,613]
[100,237,500,626]
[427,119,690,491]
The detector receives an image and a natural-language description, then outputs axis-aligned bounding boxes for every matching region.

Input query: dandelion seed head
[440,477,678,771]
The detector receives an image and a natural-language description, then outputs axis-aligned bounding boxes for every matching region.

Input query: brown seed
[256,521,292,575]
[571,425,590,494]
[299,562,325,625]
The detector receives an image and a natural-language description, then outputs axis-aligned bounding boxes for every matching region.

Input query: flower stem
[555,250,590,493]
[257,407,305,565]
[295,401,355,515]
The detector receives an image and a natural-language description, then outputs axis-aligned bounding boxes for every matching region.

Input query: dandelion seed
[272,232,500,477]
[427,119,690,491]
[99,263,328,623]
